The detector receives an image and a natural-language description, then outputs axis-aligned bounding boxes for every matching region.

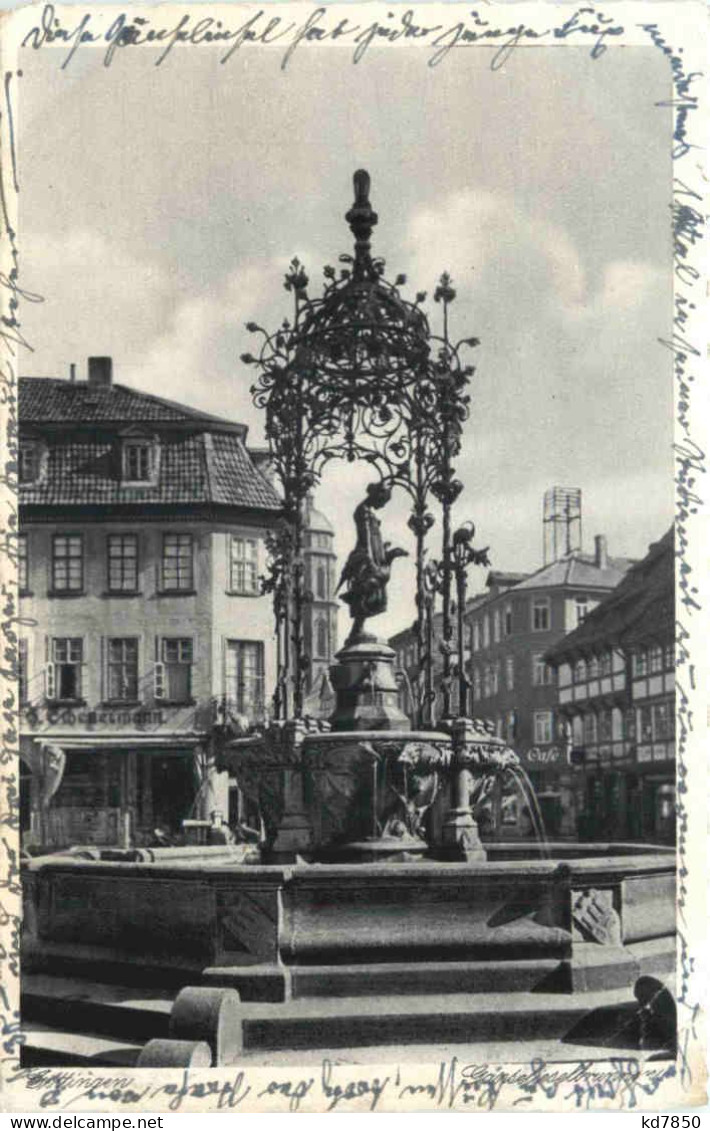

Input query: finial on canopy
[346,169,379,275]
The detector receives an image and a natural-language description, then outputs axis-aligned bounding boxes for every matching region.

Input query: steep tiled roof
[546,528,674,661]
[210,433,281,510]
[19,377,281,512]
[20,377,241,427]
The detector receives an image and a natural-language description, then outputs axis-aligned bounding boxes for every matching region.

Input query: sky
[17,37,674,638]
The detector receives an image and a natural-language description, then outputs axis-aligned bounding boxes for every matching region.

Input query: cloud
[21,229,172,378]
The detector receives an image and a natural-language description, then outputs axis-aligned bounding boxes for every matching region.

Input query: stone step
[22,975,173,1042]
[205,958,565,1000]
[20,1023,142,1068]
[239,987,640,1051]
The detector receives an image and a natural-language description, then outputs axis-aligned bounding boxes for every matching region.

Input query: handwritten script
[22,5,625,70]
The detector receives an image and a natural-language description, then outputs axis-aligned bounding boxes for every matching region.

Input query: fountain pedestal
[441,718,488,862]
[329,635,410,732]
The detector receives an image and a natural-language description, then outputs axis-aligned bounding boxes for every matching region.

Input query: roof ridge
[112,383,244,429]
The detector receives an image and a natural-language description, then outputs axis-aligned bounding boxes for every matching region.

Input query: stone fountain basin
[23,846,675,1001]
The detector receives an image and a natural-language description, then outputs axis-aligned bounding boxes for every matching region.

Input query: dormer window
[123,441,153,482]
[120,430,159,484]
[19,442,42,484]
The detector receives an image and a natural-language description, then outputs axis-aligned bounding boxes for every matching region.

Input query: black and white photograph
[0,0,707,1114]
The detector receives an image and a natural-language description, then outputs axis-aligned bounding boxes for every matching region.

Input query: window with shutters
[107,638,139,702]
[155,638,193,702]
[107,534,139,592]
[225,641,264,720]
[229,536,259,594]
[48,638,83,701]
[52,534,83,593]
[162,533,194,591]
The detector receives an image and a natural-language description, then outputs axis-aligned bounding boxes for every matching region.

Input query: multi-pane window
[472,622,481,652]
[52,535,83,592]
[532,598,550,632]
[588,655,599,679]
[575,596,589,625]
[649,646,664,674]
[107,534,138,592]
[663,644,674,670]
[533,653,554,686]
[472,669,481,700]
[638,705,653,744]
[504,604,513,637]
[123,442,153,482]
[18,638,28,704]
[632,649,647,677]
[482,616,490,648]
[155,638,193,702]
[505,655,514,690]
[599,650,612,676]
[583,713,597,745]
[162,534,193,591]
[225,641,264,720]
[573,659,586,684]
[18,534,28,591]
[230,537,258,594]
[533,710,553,744]
[653,701,673,741]
[493,610,501,643]
[492,662,500,695]
[107,638,139,701]
[599,709,613,742]
[48,638,83,701]
[19,443,40,484]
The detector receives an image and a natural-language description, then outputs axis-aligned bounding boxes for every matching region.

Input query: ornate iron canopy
[242,170,485,722]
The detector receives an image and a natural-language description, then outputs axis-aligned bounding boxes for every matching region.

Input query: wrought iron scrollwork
[243,170,484,723]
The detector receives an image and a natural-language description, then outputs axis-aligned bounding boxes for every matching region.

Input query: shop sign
[519,745,565,766]
[22,705,166,728]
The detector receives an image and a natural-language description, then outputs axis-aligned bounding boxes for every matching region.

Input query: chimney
[594,534,608,570]
[88,356,112,388]
[69,363,76,383]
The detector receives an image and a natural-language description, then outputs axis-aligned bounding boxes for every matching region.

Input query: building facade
[546,528,675,844]
[465,538,633,838]
[302,495,339,713]
[18,359,283,850]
